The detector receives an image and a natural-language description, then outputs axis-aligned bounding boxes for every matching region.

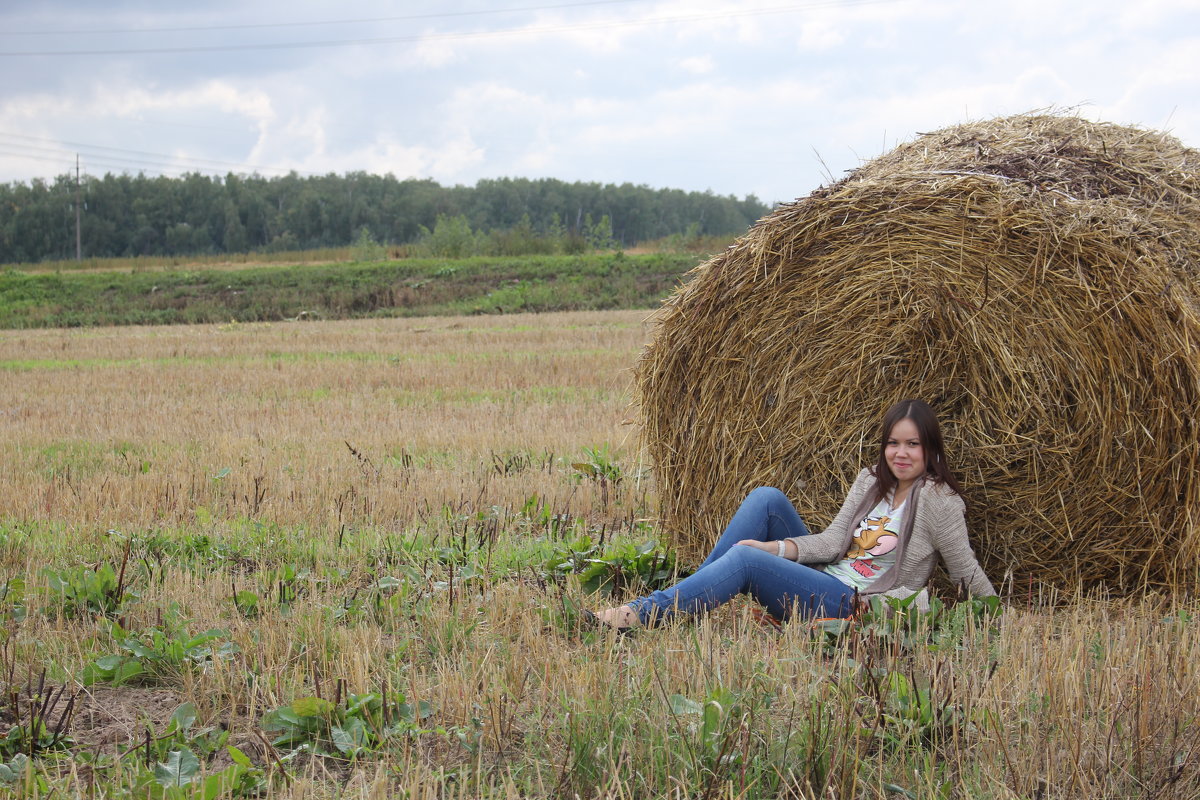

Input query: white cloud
[426,136,487,177]
[1,0,1198,203]
[2,79,271,125]
[678,55,715,74]
[797,19,844,51]
[445,82,550,128]
[1114,0,1200,30]
[826,65,1081,156]
[409,34,460,69]
[1099,37,1200,121]
[0,93,65,126]
[247,107,329,169]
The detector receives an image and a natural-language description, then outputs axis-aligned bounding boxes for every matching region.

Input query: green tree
[584,214,618,252]
[351,226,385,261]
[0,170,771,263]
[413,214,478,258]
[222,202,248,253]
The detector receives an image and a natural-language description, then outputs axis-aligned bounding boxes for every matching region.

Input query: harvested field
[2,309,1198,798]
[0,311,651,534]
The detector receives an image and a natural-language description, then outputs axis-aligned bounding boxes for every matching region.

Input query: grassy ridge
[0,253,698,329]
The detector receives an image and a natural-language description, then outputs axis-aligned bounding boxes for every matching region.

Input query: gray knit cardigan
[786,468,996,600]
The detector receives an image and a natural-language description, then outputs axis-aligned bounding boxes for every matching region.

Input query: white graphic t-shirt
[824,497,905,591]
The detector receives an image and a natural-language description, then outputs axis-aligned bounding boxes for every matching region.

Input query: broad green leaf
[123,640,155,658]
[268,731,311,748]
[291,696,334,718]
[233,591,260,616]
[702,701,723,738]
[78,663,108,686]
[331,724,359,755]
[813,618,853,637]
[153,747,200,788]
[112,658,145,686]
[168,702,198,735]
[185,629,227,648]
[227,745,252,768]
[261,707,302,731]
[93,654,124,670]
[201,771,228,800]
[668,694,702,715]
[345,693,381,716]
[0,578,25,604]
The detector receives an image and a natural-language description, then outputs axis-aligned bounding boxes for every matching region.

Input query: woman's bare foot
[594,605,639,630]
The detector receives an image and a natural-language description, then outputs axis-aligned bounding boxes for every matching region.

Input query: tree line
[0,171,771,263]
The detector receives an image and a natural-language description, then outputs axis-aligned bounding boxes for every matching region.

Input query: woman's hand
[736,539,796,560]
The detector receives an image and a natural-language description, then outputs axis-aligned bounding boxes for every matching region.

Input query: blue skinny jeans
[627,487,857,625]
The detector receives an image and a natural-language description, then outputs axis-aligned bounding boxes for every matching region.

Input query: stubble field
[1,309,1198,799]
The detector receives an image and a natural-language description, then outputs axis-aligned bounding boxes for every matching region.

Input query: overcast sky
[1,0,1197,204]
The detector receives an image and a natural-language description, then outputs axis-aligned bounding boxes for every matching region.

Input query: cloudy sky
[1,0,1197,204]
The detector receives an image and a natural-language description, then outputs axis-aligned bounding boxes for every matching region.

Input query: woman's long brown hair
[871,399,963,504]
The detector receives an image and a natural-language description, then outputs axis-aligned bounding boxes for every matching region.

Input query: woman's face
[885,417,926,486]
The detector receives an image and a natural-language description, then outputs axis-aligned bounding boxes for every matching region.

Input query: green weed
[261,690,435,761]
[111,703,268,799]
[0,578,27,629]
[80,617,237,687]
[854,593,1002,653]
[570,444,624,485]
[857,666,965,751]
[546,535,679,596]
[0,674,75,762]
[42,549,138,619]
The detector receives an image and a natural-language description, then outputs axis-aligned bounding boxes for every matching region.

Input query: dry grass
[0,311,651,534]
[2,308,1199,798]
[636,113,1200,593]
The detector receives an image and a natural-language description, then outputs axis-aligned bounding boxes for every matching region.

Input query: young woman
[591,399,996,631]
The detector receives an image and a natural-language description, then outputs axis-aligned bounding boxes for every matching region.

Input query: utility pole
[74,154,82,261]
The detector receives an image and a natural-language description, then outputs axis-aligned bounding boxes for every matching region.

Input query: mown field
[2,310,1198,799]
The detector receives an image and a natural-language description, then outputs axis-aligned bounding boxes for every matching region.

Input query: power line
[0,149,79,169]
[3,0,642,36]
[0,133,314,177]
[0,131,301,175]
[0,149,236,179]
[0,0,898,57]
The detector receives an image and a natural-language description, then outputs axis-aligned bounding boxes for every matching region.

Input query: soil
[68,685,181,754]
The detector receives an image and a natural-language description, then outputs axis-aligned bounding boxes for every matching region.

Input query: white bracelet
[777,539,787,559]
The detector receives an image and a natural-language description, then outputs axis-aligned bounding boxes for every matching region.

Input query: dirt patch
[68,686,182,754]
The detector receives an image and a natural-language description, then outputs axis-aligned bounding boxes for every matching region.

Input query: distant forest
[0,172,771,263]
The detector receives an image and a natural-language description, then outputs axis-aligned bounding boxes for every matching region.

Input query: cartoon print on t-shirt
[824,502,903,587]
[845,515,899,559]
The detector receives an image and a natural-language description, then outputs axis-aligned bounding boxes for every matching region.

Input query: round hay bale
[635,113,1200,594]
